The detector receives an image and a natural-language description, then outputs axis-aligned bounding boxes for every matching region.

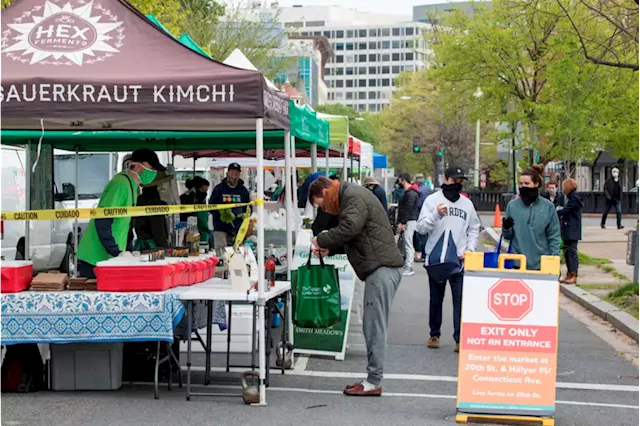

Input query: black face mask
[441,182,462,202]
[195,191,207,203]
[519,186,539,206]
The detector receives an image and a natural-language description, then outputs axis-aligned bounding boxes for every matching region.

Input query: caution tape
[1,200,265,221]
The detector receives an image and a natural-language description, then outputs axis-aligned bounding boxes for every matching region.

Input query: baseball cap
[445,166,466,180]
[228,162,241,172]
[130,149,166,172]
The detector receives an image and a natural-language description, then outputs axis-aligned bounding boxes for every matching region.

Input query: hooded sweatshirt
[209,177,251,233]
[502,196,561,270]
[416,190,480,260]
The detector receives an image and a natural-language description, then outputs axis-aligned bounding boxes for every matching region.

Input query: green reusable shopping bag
[292,250,341,329]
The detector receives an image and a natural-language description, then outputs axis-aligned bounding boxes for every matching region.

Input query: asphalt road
[3,243,638,426]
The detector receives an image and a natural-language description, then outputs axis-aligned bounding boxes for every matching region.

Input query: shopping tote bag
[424,230,461,283]
[292,250,341,328]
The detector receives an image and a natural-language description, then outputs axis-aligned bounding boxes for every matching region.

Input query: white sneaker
[402,268,415,276]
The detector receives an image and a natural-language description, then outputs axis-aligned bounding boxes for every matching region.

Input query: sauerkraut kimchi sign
[0,0,289,129]
[457,274,559,417]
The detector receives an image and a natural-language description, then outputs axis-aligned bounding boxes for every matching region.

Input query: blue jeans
[601,199,622,227]
[428,272,463,343]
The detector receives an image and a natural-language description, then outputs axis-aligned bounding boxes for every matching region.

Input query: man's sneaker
[402,268,415,276]
[427,336,440,348]
[618,225,625,229]
[454,343,460,353]
[414,257,425,263]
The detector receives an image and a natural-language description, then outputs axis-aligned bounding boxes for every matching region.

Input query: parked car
[1,146,74,274]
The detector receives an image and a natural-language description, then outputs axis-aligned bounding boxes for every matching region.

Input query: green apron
[134,238,157,251]
[196,211,210,242]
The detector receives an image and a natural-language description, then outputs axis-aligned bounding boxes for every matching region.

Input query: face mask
[133,164,157,185]
[366,185,374,190]
[195,191,207,203]
[612,171,619,181]
[519,186,539,206]
[548,188,557,196]
[441,182,462,202]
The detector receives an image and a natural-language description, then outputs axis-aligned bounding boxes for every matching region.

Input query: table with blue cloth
[1,289,227,398]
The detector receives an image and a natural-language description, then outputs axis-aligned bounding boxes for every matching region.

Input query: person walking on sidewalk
[309,177,403,397]
[413,174,433,262]
[364,176,388,212]
[502,165,561,271]
[541,181,565,209]
[601,167,624,229]
[396,173,420,276]
[417,166,480,352]
[558,178,583,284]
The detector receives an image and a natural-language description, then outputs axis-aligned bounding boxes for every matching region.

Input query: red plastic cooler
[95,263,174,292]
[1,261,33,293]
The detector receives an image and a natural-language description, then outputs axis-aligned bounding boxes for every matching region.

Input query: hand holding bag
[292,249,341,328]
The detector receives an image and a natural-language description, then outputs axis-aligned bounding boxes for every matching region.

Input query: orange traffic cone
[493,204,502,228]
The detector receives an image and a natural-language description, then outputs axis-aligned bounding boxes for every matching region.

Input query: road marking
[180,366,638,392]
[140,381,640,410]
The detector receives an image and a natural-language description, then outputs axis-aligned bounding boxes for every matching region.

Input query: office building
[413,1,490,23]
[279,6,430,112]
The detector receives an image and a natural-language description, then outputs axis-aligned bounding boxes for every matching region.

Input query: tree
[314,104,378,147]
[1,0,189,36]
[206,1,294,80]
[551,0,639,70]
[180,0,225,51]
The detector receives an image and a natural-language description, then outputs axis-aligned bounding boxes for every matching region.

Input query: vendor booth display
[1,0,292,406]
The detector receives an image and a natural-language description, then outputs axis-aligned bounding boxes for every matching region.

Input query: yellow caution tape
[0,201,264,221]
[234,205,253,249]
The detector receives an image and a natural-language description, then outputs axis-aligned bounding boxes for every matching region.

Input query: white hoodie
[416,190,480,259]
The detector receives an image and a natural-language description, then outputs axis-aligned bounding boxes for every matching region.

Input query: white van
[1,146,74,273]
[53,151,115,237]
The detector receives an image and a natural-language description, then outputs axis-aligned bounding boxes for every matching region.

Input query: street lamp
[473,88,483,190]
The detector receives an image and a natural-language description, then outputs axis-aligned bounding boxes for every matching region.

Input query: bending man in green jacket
[309,176,404,397]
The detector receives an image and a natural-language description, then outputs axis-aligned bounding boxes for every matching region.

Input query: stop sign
[488,279,533,321]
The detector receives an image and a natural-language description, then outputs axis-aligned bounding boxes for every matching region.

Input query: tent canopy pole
[73,145,79,278]
[255,118,267,406]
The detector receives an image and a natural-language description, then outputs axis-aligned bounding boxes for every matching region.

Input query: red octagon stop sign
[488,279,533,321]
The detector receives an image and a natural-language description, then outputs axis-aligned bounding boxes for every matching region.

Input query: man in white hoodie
[416,166,480,352]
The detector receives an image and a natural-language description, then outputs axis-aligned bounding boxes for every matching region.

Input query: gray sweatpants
[363,266,402,386]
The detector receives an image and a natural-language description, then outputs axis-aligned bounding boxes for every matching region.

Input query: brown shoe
[559,274,569,283]
[454,343,460,353]
[564,273,577,284]
[427,336,440,348]
[343,383,382,396]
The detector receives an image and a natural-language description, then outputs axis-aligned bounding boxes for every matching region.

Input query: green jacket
[503,196,561,270]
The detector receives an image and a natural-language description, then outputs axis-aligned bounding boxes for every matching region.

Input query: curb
[560,284,639,343]
[482,226,640,343]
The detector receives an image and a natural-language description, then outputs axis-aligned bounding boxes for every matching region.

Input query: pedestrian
[209,162,251,250]
[363,176,388,212]
[396,173,420,276]
[416,166,480,352]
[391,179,404,203]
[601,167,624,229]
[134,185,170,250]
[309,177,403,396]
[180,176,211,247]
[413,174,433,262]
[557,178,583,284]
[541,181,565,209]
[502,164,561,270]
[77,149,166,278]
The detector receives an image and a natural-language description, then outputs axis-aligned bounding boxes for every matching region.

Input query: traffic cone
[493,204,502,228]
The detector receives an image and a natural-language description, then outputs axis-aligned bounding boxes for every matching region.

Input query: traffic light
[437,151,443,157]
[413,136,421,153]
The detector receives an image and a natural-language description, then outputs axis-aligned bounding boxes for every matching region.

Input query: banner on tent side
[291,230,355,361]
[456,252,561,425]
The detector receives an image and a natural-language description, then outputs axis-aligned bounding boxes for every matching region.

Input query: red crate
[95,263,174,292]
[171,261,187,287]
[204,256,219,281]
[1,261,33,293]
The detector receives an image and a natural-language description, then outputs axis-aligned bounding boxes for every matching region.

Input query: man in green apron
[77,149,166,278]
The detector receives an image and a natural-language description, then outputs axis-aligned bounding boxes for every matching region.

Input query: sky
[276,0,461,17]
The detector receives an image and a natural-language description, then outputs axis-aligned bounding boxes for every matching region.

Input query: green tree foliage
[314,104,378,147]
[180,0,225,52]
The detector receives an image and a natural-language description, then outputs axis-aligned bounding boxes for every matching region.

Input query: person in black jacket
[396,173,420,276]
[601,167,624,229]
[541,181,565,209]
[363,176,388,212]
[134,186,169,249]
[557,179,583,284]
